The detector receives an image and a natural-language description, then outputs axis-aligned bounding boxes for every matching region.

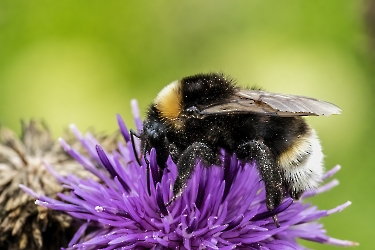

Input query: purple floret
[21,101,357,250]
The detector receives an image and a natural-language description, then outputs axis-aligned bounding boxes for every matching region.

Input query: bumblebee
[139,73,341,226]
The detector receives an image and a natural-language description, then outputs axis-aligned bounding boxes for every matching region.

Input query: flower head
[22,101,358,249]
[0,121,118,250]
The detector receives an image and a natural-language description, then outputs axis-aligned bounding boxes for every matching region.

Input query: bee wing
[201,89,341,117]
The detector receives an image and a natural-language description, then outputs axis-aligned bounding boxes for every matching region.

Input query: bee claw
[166,196,176,207]
[166,200,172,207]
[166,190,183,207]
[272,215,280,228]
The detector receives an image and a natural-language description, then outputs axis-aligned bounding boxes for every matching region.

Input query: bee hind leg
[237,139,284,227]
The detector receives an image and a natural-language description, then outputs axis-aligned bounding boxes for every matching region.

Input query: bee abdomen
[277,128,324,198]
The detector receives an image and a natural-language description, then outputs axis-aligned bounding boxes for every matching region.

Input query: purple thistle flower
[21,101,358,249]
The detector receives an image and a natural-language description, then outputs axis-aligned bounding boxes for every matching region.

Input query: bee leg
[237,139,283,227]
[171,142,218,202]
[290,189,304,200]
[168,143,181,164]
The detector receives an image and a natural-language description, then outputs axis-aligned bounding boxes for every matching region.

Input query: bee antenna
[144,155,151,195]
[130,129,151,195]
[130,129,142,166]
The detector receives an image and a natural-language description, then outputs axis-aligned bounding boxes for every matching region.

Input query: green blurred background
[0,1,374,249]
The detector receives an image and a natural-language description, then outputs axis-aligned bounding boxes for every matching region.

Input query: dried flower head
[22,102,358,249]
[0,121,118,250]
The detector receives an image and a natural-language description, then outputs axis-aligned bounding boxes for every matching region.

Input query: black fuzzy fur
[141,73,309,224]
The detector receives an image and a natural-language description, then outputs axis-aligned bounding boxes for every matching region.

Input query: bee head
[153,73,236,125]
